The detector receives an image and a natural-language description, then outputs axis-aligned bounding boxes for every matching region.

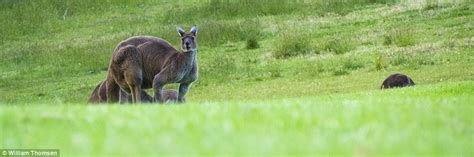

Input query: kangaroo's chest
[175,63,197,83]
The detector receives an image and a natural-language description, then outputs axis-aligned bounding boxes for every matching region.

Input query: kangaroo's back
[88,80,108,103]
[115,36,167,49]
[115,36,179,68]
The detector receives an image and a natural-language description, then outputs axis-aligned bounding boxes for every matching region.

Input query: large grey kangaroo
[105,26,198,103]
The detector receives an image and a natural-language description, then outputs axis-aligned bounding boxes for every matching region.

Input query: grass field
[1,81,473,156]
[1,0,473,156]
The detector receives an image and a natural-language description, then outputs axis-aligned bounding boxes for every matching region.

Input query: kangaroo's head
[177,26,198,52]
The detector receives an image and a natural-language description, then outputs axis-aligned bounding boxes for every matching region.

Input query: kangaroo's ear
[190,26,198,36]
[177,26,185,37]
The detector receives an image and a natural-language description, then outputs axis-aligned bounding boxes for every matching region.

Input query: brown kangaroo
[105,26,198,103]
[88,80,177,103]
[380,73,415,89]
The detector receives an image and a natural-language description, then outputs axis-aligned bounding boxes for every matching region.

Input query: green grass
[1,0,473,156]
[1,81,473,156]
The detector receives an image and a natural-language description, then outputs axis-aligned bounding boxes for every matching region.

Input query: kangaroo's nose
[185,42,190,47]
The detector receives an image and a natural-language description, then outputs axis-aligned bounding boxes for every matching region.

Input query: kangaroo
[161,89,178,104]
[380,73,415,89]
[88,80,177,103]
[105,26,198,103]
[105,45,143,103]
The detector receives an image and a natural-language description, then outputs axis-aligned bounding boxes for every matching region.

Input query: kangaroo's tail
[88,81,104,103]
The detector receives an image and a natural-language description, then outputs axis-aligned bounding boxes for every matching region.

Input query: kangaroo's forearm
[178,83,191,103]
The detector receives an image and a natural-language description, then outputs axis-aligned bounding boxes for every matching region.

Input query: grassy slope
[0,1,472,103]
[1,0,473,156]
[188,3,474,103]
[1,81,473,156]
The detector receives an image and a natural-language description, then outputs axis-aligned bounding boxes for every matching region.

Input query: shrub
[273,29,312,58]
[374,52,385,71]
[333,69,350,76]
[424,0,440,10]
[195,18,261,47]
[323,56,366,76]
[246,36,259,49]
[323,35,355,54]
[383,28,416,47]
[343,59,365,70]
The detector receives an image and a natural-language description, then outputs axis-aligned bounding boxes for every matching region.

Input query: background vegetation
[1,0,472,156]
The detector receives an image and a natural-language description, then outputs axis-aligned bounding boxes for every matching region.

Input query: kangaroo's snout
[185,42,190,48]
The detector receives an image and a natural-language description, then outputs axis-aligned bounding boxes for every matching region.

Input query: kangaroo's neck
[182,49,197,65]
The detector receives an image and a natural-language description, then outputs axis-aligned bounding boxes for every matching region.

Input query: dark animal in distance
[105,26,198,104]
[381,73,415,89]
[88,80,177,103]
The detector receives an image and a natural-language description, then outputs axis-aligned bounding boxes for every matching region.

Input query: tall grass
[374,52,386,71]
[273,29,313,59]
[197,18,261,47]
[161,0,305,24]
[383,27,417,47]
[162,0,399,24]
[160,0,400,49]
[322,34,355,55]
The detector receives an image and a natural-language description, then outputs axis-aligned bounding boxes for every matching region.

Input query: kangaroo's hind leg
[125,73,142,103]
[120,45,143,104]
[107,44,143,104]
[105,78,120,103]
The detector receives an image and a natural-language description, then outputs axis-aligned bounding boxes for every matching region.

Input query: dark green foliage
[246,37,259,49]
[424,0,440,10]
